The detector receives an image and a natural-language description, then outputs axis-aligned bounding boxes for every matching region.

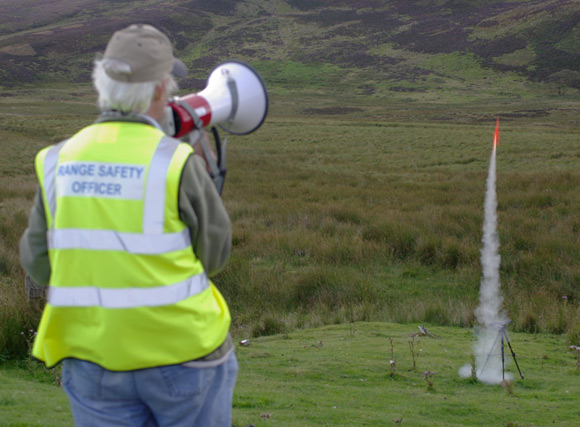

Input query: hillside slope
[0,0,579,96]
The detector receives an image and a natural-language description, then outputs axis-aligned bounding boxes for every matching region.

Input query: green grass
[2,84,580,359]
[2,322,580,426]
[0,360,69,427]
[216,109,580,338]
[0,80,580,424]
[231,322,580,426]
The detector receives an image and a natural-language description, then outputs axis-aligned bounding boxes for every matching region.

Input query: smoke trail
[459,128,510,384]
[476,145,507,329]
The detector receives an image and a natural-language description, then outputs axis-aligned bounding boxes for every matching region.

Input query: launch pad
[479,321,524,381]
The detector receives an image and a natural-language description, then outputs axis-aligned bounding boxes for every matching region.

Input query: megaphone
[163,60,268,195]
[166,60,268,138]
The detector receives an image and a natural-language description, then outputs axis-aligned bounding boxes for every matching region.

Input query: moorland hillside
[1,0,579,96]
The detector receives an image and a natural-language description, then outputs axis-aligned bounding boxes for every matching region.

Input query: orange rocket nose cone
[493,116,500,150]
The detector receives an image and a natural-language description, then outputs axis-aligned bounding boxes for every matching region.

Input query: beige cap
[102,24,187,82]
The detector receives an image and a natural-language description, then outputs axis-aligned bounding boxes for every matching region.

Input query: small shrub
[408,335,419,371]
[388,337,397,377]
[519,313,540,333]
[362,222,391,243]
[441,242,461,270]
[416,237,440,266]
[423,370,435,392]
[251,315,287,338]
[0,254,9,275]
[566,328,580,347]
[469,353,478,383]
[328,207,362,225]
[0,283,43,359]
[501,379,514,395]
[390,227,417,260]
[569,345,580,370]
[291,268,338,309]
[424,303,450,325]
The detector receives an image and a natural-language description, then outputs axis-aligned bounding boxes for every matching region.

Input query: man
[19,24,237,426]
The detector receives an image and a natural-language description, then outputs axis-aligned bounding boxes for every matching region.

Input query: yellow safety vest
[32,121,231,371]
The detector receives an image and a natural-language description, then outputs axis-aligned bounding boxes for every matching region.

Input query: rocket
[493,116,500,150]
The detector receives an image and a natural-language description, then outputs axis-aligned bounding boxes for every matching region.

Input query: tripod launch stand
[479,322,524,380]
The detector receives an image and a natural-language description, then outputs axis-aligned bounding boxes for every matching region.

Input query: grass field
[2,84,580,354]
[2,322,580,426]
[218,88,580,342]
[0,82,580,424]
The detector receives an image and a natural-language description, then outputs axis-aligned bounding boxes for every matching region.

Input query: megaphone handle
[210,127,227,195]
[226,77,239,127]
[211,127,223,168]
[190,131,220,176]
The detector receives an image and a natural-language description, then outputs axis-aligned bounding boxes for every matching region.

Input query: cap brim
[172,58,188,78]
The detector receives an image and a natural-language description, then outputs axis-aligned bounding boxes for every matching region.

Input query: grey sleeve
[19,186,51,286]
[178,154,232,277]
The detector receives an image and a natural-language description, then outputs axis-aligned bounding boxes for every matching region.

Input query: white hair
[92,59,177,114]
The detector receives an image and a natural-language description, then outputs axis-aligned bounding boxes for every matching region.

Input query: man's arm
[178,154,232,277]
[19,187,51,285]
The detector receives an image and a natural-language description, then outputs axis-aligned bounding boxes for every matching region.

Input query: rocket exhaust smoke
[460,118,510,384]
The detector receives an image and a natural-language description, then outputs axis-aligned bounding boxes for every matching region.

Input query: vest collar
[96,111,164,131]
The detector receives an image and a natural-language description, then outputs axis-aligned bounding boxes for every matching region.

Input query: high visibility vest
[32,121,231,371]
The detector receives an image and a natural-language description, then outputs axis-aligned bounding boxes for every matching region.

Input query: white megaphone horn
[167,60,268,138]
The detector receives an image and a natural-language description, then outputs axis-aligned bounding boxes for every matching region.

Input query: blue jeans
[61,353,238,427]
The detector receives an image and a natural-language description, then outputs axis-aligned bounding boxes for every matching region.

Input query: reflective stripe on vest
[43,141,65,222]
[43,135,190,252]
[48,272,209,308]
[47,228,190,254]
